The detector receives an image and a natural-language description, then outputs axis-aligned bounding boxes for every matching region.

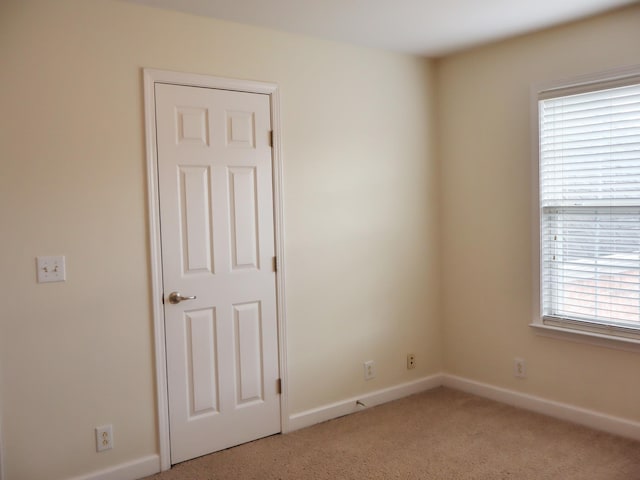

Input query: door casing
[143,68,289,471]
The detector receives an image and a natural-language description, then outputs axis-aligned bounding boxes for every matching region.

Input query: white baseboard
[288,373,444,431]
[64,374,639,480]
[68,454,160,480]
[289,372,640,443]
[442,374,640,442]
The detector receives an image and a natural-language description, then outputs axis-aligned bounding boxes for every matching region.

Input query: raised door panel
[233,302,264,406]
[229,167,259,271]
[179,166,215,275]
[185,308,219,416]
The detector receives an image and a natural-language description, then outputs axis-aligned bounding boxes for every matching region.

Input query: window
[536,68,640,343]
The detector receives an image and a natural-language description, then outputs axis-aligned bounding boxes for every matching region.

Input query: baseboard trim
[66,374,639,479]
[289,373,640,442]
[68,454,160,480]
[288,373,444,431]
[442,374,640,442]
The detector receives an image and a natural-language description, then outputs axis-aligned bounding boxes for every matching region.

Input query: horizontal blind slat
[544,298,640,317]
[541,119,640,137]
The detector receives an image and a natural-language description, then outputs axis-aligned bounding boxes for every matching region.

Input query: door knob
[168,291,197,304]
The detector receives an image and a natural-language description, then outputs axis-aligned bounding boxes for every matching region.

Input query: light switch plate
[36,255,66,283]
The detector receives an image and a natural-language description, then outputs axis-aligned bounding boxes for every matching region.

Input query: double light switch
[36,255,66,283]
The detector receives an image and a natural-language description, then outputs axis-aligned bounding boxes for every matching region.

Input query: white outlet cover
[95,424,113,452]
[364,360,376,380]
[36,255,66,283]
[514,358,526,378]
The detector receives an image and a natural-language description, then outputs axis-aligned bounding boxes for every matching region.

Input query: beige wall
[438,5,640,421]
[2,0,639,479]
[0,0,440,478]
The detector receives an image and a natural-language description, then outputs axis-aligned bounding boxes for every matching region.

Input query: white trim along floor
[74,373,640,480]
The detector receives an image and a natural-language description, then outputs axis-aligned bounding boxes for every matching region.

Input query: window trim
[530,64,640,351]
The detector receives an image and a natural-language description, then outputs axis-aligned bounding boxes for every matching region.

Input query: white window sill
[530,322,640,354]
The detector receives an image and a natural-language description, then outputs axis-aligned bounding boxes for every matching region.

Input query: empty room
[0,1,639,479]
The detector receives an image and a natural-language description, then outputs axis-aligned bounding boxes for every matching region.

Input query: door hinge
[276,378,282,394]
[269,130,273,147]
[272,256,277,272]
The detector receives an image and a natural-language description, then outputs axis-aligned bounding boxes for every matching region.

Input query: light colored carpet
[144,387,640,479]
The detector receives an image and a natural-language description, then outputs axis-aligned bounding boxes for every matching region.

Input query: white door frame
[143,68,289,471]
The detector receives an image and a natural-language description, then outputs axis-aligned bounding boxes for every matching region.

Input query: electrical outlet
[407,353,416,370]
[363,360,376,380]
[514,358,526,378]
[95,424,113,452]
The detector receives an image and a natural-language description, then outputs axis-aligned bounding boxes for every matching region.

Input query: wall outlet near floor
[514,358,526,378]
[407,353,416,370]
[95,424,113,452]
[363,360,376,380]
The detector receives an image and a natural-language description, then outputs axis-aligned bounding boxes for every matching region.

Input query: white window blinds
[539,80,640,336]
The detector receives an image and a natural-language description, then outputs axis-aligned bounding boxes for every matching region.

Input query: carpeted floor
[144,387,640,479]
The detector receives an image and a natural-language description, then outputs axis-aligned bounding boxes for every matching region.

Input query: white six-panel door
[154,83,280,464]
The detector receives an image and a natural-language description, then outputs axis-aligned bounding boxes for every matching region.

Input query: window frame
[531,64,640,352]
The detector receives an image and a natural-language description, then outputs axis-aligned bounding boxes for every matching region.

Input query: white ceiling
[123,0,636,56]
